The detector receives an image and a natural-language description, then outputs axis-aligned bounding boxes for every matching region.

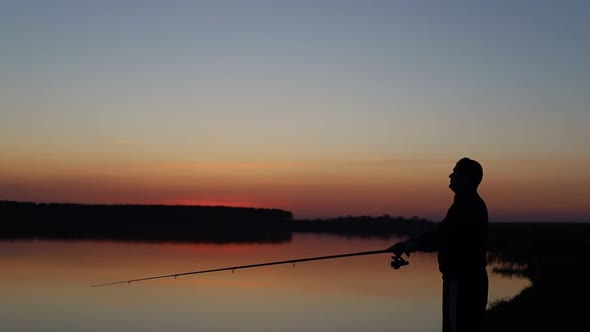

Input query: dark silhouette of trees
[293,215,436,239]
[0,200,292,243]
[0,201,438,242]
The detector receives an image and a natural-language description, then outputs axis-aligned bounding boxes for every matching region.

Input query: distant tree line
[0,201,441,242]
[0,200,293,243]
[293,215,436,239]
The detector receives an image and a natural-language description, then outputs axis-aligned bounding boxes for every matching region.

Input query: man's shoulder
[453,194,488,217]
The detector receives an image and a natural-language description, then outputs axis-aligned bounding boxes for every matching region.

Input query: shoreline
[483,222,590,331]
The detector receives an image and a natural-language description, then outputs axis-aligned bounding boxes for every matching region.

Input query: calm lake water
[0,234,529,332]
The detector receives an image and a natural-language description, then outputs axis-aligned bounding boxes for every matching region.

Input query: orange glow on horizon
[159,199,259,208]
[1,158,588,221]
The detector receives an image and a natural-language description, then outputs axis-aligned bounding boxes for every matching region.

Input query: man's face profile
[449,163,470,192]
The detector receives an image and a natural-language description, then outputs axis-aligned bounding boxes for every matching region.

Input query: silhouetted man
[389,157,488,332]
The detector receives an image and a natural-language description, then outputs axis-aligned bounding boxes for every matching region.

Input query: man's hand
[388,240,417,257]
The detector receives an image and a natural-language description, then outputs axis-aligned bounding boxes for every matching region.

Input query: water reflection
[0,234,529,332]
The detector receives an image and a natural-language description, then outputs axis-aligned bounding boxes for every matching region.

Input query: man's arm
[389,226,441,256]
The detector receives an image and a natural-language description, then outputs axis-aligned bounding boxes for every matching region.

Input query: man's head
[449,157,483,193]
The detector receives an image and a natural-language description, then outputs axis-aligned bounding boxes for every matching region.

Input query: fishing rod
[92,248,409,287]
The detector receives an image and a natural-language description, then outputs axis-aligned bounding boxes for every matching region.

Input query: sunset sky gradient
[1,1,589,221]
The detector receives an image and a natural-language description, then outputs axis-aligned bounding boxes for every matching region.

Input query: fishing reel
[390,255,409,270]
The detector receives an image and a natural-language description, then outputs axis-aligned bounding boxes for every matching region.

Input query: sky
[1,0,589,221]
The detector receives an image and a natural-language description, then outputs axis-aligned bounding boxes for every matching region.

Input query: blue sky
[1,1,589,220]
